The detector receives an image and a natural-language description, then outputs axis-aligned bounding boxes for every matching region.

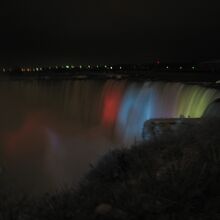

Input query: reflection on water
[0,80,219,193]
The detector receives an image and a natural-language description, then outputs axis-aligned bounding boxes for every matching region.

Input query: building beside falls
[142,118,202,141]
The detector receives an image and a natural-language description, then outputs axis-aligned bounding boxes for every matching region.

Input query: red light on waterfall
[3,112,49,160]
[102,90,122,127]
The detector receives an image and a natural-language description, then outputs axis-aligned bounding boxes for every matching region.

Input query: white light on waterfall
[110,66,113,70]
[66,65,70,69]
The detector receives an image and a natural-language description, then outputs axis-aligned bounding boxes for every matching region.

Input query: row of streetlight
[1,65,197,73]
[20,65,123,72]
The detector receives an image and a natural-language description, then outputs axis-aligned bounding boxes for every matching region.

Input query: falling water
[0,80,219,192]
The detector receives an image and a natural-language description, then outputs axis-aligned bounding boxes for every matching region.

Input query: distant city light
[1,63,201,75]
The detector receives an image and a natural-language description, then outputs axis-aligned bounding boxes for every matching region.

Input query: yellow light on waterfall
[176,85,220,118]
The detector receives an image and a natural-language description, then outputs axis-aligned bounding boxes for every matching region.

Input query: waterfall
[114,82,220,144]
[0,79,219,191]
[0,80,219,145]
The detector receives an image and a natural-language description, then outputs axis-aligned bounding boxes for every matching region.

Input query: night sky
[1,0,220,66]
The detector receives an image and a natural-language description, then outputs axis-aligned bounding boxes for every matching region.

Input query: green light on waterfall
[176,85,220,118]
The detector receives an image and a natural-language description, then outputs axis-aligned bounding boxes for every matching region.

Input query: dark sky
[1,0,220,66]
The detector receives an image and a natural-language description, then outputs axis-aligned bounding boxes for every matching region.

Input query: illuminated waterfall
[115,82,220,144]
[1,80,219,146]
[1,80,220,191]
[47,80,220,144]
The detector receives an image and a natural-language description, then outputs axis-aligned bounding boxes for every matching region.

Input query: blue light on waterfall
[115,82,220,144]
[116,83,157,144]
